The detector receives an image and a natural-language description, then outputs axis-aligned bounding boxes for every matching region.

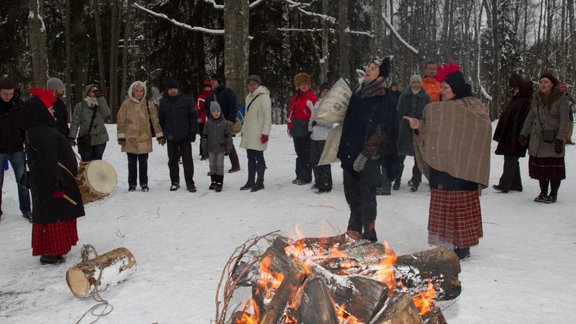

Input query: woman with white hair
[117,81,164,192]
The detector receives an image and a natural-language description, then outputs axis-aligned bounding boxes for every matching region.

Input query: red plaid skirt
[32,219,78,256]
[428,189,483,248]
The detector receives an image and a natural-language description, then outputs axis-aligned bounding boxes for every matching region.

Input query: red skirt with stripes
[428,189,483,248]
[32,219,78,256]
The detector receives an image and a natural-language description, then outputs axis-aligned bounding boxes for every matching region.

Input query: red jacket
[288,89,317,129]
[196,89,211,124]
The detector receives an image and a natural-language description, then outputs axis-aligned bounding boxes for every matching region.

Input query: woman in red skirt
[405,63,492,260]
[22,88,85,265]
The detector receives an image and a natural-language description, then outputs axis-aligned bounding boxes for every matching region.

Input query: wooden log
[370,293,424,324]
[396,247,461,300]
[424,307,448,324]
[297,277,339,324]
[66,247,137,298]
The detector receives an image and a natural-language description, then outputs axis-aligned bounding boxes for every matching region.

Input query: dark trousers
[344,161,378,241]
[127,153,148,187]
[310,140,332,190]
[498,155,523,191]
[395,155,422,186]
[246,149,266,184]
[228,141,240,170]
[198,124,207,158]
[376,163,392,191]
[0,151,31,215]
[167,140,194,186]
[293,135,312,182]
[80,143,106,162]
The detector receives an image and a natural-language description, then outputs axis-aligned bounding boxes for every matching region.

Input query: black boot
[251,164,265,192]
[209,175,217,190]
[241,160,256,190]
[215,175,223,192]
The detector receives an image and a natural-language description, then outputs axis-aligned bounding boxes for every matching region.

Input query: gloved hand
[261,134,269,144]
[68,137,76,146]
[51,191,64,199]
[311,121,317,127]
[93,89,104,97]
[188,133,196,143]
[157,136,166,146]
[554,139,564,154]
[518,135,528,146]
[353,153,369,173]
[118,138,126,146]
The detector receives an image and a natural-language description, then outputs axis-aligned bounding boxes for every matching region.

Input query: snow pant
[167,139,194,186]
[395,155,421,186]
[246,149,266,185]
[0,151,31,216]
[209,152,225,176]
[80,143,106,162]
[127,153,149,187]
[293,135,312,182]
[497,155,522,191]
[310,140,332,190]
[343,160,378,242]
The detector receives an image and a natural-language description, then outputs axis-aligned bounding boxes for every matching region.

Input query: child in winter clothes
[309,83,333,193]
[201,102,232,192]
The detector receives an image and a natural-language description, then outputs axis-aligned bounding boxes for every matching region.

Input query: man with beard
[46,77,70,138]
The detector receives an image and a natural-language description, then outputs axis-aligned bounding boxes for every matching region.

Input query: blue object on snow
[237,104,245,122]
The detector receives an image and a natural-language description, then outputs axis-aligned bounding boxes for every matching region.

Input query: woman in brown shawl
[404,63,492,260]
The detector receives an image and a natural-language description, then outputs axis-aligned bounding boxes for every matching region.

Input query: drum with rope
[76,160,118,204]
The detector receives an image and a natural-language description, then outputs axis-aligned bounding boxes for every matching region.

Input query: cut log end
[66,268,91,298]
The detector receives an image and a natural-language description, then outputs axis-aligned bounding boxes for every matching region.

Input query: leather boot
[240,160,256,190]
[215,175,223,192]
[209,175,217,190]
[251,164,265,192]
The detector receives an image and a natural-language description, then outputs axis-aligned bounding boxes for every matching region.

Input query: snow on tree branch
[250,0,266,9]
[283,0,336,23]
[203,0,266,10]
[134,3,224,35]
[278,27,373,37]
[381,13,418,55]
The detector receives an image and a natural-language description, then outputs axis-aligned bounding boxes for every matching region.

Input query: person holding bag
[287,72,317,185]
[69,84,111,161]
[117,81,164,192]
[519,72,570,203]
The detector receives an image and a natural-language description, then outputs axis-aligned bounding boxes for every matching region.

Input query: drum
[76,160,118,204]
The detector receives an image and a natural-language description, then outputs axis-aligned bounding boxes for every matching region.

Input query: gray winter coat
[396,88,430,156]
[309,99,333,141]
[69,84,112,145]
[201,115,233,154]
[520,89,570,158]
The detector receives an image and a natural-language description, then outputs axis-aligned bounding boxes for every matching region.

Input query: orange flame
[335,304,360,324]
[236,298,259,324]
[376,241,398,292]
[256,256,285,300]
[412,281,436,316]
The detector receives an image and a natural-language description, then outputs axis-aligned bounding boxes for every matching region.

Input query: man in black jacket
[204,75,241,172]
[46,77,70,138]
[158,79,199,192]
[0,79,31,221]
[337,57,398,242]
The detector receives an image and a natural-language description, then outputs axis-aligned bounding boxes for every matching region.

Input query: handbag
[146,100,155,137]
[232,94,263,135]
[77,106,98,154]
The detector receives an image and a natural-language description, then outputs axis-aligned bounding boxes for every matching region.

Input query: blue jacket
[158,93,198,142]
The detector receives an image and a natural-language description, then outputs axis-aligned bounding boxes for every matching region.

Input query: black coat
[22,96,85,224]
[493,93,531,157]
[396,88,430,156]
[158,93,198,142]
[205,83,238,122]
[53,98,70,138]
[338,79,399,178]
[0,93,25,153]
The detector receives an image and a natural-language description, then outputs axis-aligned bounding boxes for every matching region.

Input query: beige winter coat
[117,81,163,154]
[240,86,272,151]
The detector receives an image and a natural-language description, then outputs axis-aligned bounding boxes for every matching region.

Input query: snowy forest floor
[0,123,574,323]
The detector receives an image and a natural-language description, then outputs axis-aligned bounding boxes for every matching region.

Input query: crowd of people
[0,58,573,264]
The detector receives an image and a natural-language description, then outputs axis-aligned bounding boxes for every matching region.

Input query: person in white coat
[239,75,272,192]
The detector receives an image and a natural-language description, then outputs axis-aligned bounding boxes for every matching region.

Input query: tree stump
[66,247,137,298]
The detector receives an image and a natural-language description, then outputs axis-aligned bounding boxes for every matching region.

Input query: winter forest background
[2,0,575,122]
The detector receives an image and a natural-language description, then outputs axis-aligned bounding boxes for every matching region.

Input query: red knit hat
[28,88,56,109]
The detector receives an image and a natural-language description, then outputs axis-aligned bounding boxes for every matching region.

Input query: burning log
[297,277,339,324]
[423,307,448,324]
[370,293,424,324]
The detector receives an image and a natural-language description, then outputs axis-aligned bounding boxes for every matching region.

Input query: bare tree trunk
[491,0,501,119]
[543,0,555,68]
[568,0,575,81]
[121,0,134,100]
[65,0,72,118]
[372,0,384,56]
[441,0,451,59]
[561,0,567,80]
[28,0,49,88]
[320,0,329,82]
[537,0,543,46]
[108,0,120,122]
[93,0,107,96]
[338,0,350,82]
[224,0,250,102]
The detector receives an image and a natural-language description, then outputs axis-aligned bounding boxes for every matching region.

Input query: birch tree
[29,0,49,87]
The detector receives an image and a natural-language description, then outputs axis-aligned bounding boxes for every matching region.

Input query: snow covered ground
[0,123,574,323]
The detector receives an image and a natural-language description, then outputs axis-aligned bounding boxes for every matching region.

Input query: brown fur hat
[294,72,311,87]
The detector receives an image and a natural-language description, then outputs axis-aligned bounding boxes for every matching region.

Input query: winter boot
[215,175,223,192]
[251,164,265,192]
[209,175,217,190]
[241,160,256,190]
